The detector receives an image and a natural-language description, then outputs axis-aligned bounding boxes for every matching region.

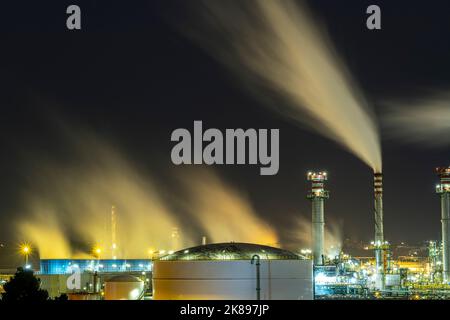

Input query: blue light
[39,259,153,275]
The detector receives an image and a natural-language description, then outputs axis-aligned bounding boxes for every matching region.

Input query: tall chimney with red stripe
[373,172,384,287]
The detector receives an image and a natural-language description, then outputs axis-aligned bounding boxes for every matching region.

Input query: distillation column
[307,171,329,265]
[436,166,450,283]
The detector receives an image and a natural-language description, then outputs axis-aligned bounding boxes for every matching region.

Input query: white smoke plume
[290,215,343,258]
[186,0,382,172]
[383,93,450,146]
[176,169,279,247]
[17,136,184,258]
[16,130,279,258]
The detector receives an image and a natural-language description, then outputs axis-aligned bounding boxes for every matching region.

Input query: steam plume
[17,136,183,258]
[17,129,278,258]
[291,215,343,258]
[185,0,382,171]
[383,93,450,146]
[177,169,279,246]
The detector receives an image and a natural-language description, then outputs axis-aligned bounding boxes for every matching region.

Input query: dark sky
[0,0,449,260]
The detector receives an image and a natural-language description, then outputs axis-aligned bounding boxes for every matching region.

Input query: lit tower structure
[428,240,442,283]
[111,205,117,259]
[436,166,450,283]
[372,172,389,289]
[371,172,388,289]
[307,171,329,265]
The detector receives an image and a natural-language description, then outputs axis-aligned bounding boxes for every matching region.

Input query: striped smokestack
[373,172,385,289]
[374,173,384,246]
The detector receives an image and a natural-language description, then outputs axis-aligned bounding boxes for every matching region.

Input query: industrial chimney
[307,171,329,265]
[373,173,384,268]
[372,172,386,289]
[436,166,450,283]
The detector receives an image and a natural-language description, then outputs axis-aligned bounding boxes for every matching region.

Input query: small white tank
[104,275,144,300]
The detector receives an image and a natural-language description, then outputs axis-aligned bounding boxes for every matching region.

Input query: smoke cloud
[184,0,382,172]
[290,215,343,258]
[17,135,183,258]
[383,93,450,146]
[19,210,75,259]
[16,129,279,258]
[177,169,279,246]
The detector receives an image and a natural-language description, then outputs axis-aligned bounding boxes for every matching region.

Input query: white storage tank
[104,275,144,300]
[153,242,313,300]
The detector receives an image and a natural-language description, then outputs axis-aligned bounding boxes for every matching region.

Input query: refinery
[1,0,450,306]
[1,165,449,300]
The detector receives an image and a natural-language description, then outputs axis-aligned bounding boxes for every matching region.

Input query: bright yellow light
[20,244,32,255]
[92,245,102,257]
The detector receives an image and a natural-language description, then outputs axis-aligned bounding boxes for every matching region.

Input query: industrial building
[37,259,151,299]
[3,166,450,300]
[39,259,151,274]
[308,166,450,299]
[34,244,313,300]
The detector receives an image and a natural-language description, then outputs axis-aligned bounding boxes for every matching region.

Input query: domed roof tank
[159,242,301,261]
[153,243,312,300]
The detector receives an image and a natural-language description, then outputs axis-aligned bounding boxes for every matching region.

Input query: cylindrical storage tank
[104,275,144,300]
[153,243,313,300]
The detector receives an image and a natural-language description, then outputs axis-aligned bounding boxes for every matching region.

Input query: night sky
[0,0,449,263]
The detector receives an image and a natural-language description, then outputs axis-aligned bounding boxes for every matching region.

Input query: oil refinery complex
[1,166,450,300]
[309,166,450,299]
